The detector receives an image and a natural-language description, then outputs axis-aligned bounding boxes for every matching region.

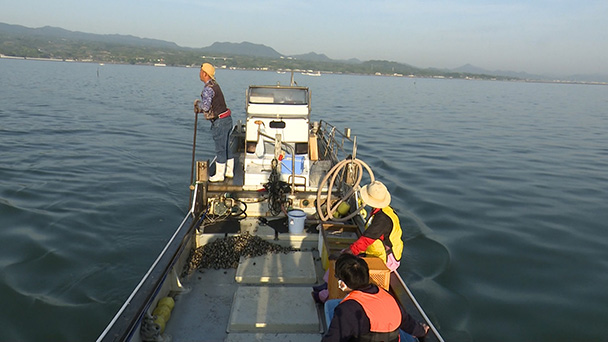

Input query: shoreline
[2,54,606,86]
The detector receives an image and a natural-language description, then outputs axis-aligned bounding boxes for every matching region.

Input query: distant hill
[289,52,360,64]
[199,44,360,64]
[201,41,282,58]
[0,22,179,49]
[451,63,490,74]
[291,52,333,62]
[452,63,544,80]
[2,22,605,83]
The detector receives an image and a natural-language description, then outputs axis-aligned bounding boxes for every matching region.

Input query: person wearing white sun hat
[350,181,404,272]
[312,180,405,305]
[359,180,392,208]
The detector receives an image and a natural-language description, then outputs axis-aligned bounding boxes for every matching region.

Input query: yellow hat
[201,63,215,80]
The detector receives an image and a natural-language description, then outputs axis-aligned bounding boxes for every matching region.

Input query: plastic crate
[363,257,391,291]
[328,257,391,300]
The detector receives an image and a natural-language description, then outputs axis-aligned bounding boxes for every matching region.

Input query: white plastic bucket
[288,210,306,234]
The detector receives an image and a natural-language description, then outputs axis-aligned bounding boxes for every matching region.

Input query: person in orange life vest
[194,63,234,182]
[322,254,429,342]
[349,180,403,272]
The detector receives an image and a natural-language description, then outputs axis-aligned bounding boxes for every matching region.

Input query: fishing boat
[97,74,444,342]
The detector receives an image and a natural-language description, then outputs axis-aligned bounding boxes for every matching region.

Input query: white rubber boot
[225,158,234,178]
[209,163,225,182]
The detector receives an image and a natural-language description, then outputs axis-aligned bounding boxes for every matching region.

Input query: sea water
[1,58,607,341]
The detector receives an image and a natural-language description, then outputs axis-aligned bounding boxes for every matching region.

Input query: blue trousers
[211,116,233,163]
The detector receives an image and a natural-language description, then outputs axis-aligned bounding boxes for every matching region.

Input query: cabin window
[295,142,308,154]
[248,87,308,105]
[246,141,256,153]
[269,121,286,129]
[246,141,308,155]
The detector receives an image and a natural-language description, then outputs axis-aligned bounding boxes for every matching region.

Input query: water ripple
[2,60,608,341]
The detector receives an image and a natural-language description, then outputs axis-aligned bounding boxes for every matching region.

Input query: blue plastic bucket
[288,210,306,234]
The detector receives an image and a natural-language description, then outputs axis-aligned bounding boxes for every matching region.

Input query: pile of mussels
[186,233,299,273]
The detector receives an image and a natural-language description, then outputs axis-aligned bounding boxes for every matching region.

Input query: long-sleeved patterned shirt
[196,80,215,112]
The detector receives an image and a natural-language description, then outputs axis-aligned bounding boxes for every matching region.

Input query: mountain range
[451,63,608,84]
[1,22,606,83]
[0,23,362,64]
[0,22,180,49]
[201,41,361,64]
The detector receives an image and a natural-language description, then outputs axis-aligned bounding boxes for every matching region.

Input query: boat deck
[161,217,443,342]
[165,237,327,342]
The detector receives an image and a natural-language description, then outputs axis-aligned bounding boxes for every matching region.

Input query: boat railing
[317,120,356,161]
[96,213,197,342]
[390,272,446,342]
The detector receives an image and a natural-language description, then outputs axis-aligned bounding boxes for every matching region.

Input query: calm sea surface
[1,59,607,341]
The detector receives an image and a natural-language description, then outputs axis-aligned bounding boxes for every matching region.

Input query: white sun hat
[359,181,391,208]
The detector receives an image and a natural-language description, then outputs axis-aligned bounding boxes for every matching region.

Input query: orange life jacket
[342,288,401,341]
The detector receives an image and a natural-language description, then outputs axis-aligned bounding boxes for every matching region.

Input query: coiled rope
[316,158,375,222]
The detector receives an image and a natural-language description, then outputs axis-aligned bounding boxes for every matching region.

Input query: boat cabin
[243,85,313,190]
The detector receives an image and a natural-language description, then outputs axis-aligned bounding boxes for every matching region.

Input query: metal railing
[317,120,356,161]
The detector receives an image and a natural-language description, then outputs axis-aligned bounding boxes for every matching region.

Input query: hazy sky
[1,0,607,75]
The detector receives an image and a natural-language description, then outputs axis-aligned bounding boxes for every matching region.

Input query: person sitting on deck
[348,180,403,271]
[322,254,429,342]
[313,180,404,303]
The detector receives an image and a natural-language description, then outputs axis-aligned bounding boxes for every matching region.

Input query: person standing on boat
[194,63,233,182]
[349,180,403,271]
[322,254,428,342]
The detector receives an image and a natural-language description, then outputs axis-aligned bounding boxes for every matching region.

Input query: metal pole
[189,112,199,205]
